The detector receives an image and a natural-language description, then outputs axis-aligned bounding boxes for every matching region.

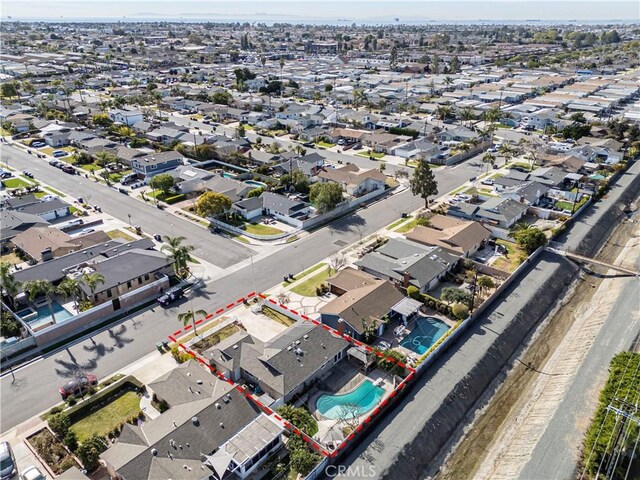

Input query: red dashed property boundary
[167,291,417,459]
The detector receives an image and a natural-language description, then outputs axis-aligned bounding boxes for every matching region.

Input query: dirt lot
[436,212,640,480]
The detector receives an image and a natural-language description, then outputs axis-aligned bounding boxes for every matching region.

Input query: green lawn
[0,127,13,136]
[39,146,75,156]
[69,391,141,442]
[106,229,136,242]
[0,252,22,265]
[396,218,421,233]
[232,234,251,244]
[291,268,330,296]
[2,178,31,189]
[315,141,334,149]
[282,262,326,286]
[80,164,101,172]
[44,187,65,196]
[356,151,386,159]
[386,218,406,230]
[244,222,284,236]
[554,200,574,211]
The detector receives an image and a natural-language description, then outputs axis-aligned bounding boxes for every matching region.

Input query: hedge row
[64,375,144,423]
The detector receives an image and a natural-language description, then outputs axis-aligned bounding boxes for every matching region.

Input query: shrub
[452,303,470,320]
[63,430,78,451]
[162,193,186,204]
[276,405,318,436]
[76,434,107,472]
[66,395,77,406]
[407,285,421,300]
[48,412,70,437]
[59,457,78,471]
[48,405,65,416]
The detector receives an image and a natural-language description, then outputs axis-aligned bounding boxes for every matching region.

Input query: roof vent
[215,402,221,409]
[222,395,230,404]
[191,417,199,426]
[233,344,238,349]
[287,346,292,351]
[151,448,158,456]
[219,422,224,428]
[295,340,301,345]
[303,335,309,340]
[196,379,203,385]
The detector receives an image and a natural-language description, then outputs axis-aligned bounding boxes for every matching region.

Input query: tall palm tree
[279,58,285,98]
[459,107,475,127]
[23,279,57,323]
[57,278,82,310]
[435,105,452,126]
[81,272,106,300]
[177,309,207,335]
[0,262,21,310]
[161,236,195,278]
[482,152,496,173]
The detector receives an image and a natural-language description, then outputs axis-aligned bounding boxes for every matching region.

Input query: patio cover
[347,346,375,366]
[204,449,235,479]
[391,297,423,317]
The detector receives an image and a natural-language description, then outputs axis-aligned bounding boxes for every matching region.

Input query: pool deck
[307,364,395,449]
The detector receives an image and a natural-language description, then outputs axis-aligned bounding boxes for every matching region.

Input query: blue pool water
[400,317,450,355]
[222,172,237,179]
[244,180,267,188]
[316,380,384,420]
[17,301,74,326]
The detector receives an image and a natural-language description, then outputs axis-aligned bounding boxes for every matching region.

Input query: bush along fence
[165,291,418,477]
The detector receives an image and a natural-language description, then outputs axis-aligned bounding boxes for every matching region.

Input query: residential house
[202,174,253,202]
[11,228,110,263]
[355,238,460,293]
[233,192,311,227]
[498,181,550,206]
[131,151,185,180]
[169,166,216,195]
[436,126,478,144]
[448,197,528,229]
[317,164,386,197]
[204,322,349,405]
[361,130,412,153]
[3,195,71,222]
[108,108,144,126]
[101,361,284,480]
[0,210,49,248]
[404,215,491,257]
[320,268,407,342]
[390,138,441,161]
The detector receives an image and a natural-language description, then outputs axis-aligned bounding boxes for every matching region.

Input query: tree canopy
[195,191,232,218]
[149,173,176,195]
[309,182,344,213]
[410,162,438,208]
[511,226,547,254]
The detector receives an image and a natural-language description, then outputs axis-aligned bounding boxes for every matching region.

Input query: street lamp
[127,213,132,228]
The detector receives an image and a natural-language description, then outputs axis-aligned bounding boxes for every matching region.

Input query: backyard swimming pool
[16,301,74,329]
[400,317,450,355]
[316,380,384,420]
[244,180,267,188]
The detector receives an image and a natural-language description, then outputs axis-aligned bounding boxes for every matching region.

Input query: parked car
[61,165,75,174]
[52,150,68,158]
[20,466,45,480]
[481,178,494,185]
[0,171,12,179]
[337,139,345,145]
[0,442,16,480]
[120,173,138,185]
[30,141,46,148]
[157,286,185,307]
[22,171,34,179]
[58,374,97,399]
[48,159,60,167]
[302,142,314,148]
[353,143,362,150]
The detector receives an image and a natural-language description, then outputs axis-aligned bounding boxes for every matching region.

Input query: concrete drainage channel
[338,160,640,479]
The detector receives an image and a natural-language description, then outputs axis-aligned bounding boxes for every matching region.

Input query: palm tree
[353,89,366,109]
[94,150,116,168]
[435,105,452,126]
[57,278,82,311]
[177,309,207,335]
[81,272,106,300]
[279,58,285,98]
[0,262,21,310]
[23,279,57,323]
[482,152,496,173]
[161,236,195,278]
[459,107,475,127]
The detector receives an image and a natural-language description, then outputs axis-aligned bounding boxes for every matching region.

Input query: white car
[21,466,46,480]
[481,178,494,186]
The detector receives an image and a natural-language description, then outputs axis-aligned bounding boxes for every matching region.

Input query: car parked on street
[61,165,75,174]
[20,466,46,480]
[0,441,17,480]
[58,374,97,399]
[157,286,185,307]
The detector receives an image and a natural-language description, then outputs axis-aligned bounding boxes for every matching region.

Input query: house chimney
[337,319,345,336]
[41,247,53,262]
[402,271,410,288]
[248,151,252,159]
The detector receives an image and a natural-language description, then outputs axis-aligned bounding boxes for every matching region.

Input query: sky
[2,0,639,23]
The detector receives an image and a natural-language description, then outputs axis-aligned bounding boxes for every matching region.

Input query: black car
[157,286,185,307]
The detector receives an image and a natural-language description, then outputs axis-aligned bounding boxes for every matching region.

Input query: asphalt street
[1,145,253,269]
[0,143,483,432]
